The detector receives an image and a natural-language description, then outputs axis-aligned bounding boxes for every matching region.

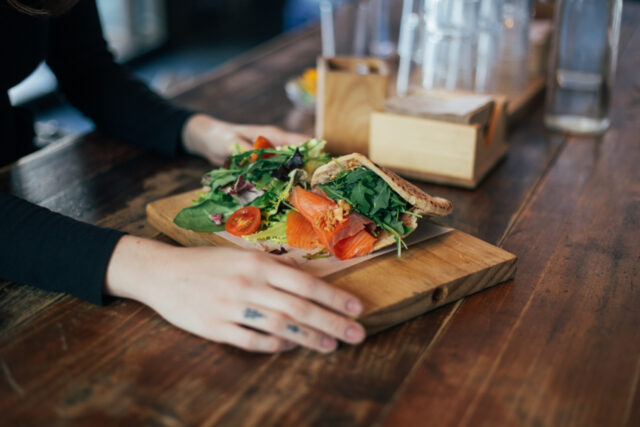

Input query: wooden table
[1,5,639,426]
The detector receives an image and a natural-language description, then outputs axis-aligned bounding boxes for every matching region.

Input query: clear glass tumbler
[421,0,480,91]
[320,0,396,58]
[476,0,504,93]
[494,0,531,95]
[544,0,623,135]
[369,0,397,57]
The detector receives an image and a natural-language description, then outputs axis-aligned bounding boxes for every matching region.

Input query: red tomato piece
[225,206,261,236]
[251,136,275,162]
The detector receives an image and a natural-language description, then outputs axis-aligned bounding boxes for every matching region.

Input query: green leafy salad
[172,138,446,259]
[174,139,330,242]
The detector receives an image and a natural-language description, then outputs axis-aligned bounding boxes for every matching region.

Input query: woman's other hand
[105,236,366,353]
[182,114,311,165]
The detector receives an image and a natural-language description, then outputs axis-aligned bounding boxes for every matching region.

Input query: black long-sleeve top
[0,1,194,304]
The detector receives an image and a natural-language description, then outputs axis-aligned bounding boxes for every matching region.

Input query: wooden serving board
[146,190,517,334]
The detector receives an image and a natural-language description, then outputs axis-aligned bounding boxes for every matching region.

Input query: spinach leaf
[345,167,369,185]
[174,198,239,232]
[209,173,238,191]
[371,185,390,216]
[320,184,350,205]
[350,182,371,212]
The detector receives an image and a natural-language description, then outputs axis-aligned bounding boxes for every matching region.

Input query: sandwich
[174,137,452,260]
[288,153,452,258]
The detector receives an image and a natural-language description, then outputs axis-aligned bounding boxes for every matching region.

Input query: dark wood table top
[2,5,640,426]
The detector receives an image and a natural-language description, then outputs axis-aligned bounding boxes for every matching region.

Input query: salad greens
[174,139,329,237]
[243,219,288,244]
[173,139,424,258]
[318,167,420,256]
[174,197,238,233]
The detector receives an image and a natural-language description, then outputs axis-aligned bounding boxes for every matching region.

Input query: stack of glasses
[396,0,532,96]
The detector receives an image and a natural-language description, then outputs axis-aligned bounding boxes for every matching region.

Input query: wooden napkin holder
[369,91,509,189]
[316,56,389,155]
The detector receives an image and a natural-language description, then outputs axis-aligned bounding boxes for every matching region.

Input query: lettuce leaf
[243,216,288,244]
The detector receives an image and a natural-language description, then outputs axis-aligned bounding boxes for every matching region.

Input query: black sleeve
[0,193,125,305]
[45,0,195,157]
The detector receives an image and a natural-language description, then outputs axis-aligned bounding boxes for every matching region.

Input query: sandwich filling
[317,166,419,256]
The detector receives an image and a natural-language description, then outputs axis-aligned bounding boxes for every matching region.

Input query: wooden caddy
[369,92,509,189]
[315,56,389,155]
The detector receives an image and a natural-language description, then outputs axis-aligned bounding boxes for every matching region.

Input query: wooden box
[316,56,389,155]
[369,93,509,189]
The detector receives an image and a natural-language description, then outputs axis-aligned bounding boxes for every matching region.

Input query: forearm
[0,192,124,304]
[103,235,172,304]
[47,0,194,157]
[181,114,240,165]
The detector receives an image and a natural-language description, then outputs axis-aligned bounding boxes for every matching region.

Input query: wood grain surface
[146,190,517,335]
[370,91,510,188]
[1,3,639,426]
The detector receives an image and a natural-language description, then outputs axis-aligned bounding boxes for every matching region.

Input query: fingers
[242,286,365,346]
[262,261,363,317]
[224,303,338,353]
[236,124,311,147]
[277,131,313,146]
[214,322,296,353]
[268,253,298,267]
[235,139,253,151]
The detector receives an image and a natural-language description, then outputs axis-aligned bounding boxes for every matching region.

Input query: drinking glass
[421,0,480,91]
[397,0,426,95]
[369,0,396,57]
[476,0,504,92]
[495,0,532,95]
[320,0,396,58]
[544,0,623,135]
[397,0,481,95]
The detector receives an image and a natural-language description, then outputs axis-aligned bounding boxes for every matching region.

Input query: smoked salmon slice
[289,186,335,223]
[286,211,322,250]
[333,229,377,260]
[288,186,376,259]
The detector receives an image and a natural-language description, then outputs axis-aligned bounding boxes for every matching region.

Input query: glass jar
[544,0,623,135]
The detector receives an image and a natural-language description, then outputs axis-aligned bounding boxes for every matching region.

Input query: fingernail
[321,336,337,350]
[346,298,363,315]
[345,326,364,342]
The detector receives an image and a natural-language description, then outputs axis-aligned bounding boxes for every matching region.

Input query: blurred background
[9,0,639,147]
[9,0,323,146]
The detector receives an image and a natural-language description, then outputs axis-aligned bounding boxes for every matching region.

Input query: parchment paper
[215,221,452,277]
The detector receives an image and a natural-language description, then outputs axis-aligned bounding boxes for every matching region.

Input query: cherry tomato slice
[225,206,262,236]
[251,136,275,162]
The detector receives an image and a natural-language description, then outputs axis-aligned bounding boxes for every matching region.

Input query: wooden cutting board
[146,190,517,334]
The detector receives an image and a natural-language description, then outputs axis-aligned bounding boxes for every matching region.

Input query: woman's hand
[105,236,366,353]
[182,114,311,165]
